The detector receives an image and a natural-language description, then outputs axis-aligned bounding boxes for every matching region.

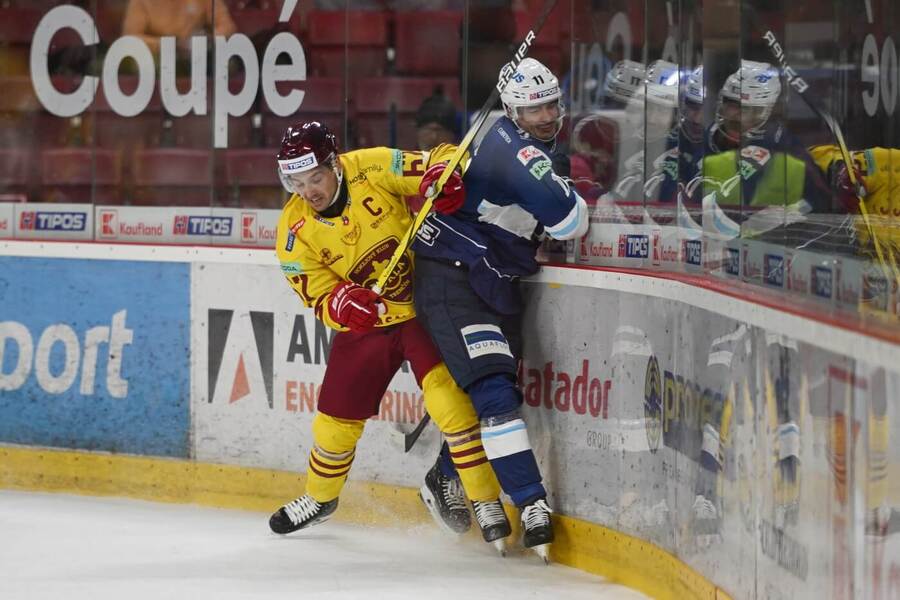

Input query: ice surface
[0,490,648,600]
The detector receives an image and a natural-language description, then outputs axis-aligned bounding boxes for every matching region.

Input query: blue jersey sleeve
[503,142,588,240]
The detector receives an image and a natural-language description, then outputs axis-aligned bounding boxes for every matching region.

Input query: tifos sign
[30,5,307,147]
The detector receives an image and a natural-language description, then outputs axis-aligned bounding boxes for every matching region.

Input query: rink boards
[1,241,899,600]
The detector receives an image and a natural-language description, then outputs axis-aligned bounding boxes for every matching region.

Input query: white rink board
[3,240,898,600]
[190,261,441,485]
[0,204,12,239]
[518,280,900,600]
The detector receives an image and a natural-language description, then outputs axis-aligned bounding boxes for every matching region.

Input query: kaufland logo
[19,211,86,231]
[241,213,257,242]
[100,210,117,238]
[173,215,232,236]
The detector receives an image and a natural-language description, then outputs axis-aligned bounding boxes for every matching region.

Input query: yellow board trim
[0,445,730,600]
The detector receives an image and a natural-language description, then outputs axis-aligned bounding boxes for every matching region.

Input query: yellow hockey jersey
[809,145,900,248]
[276,144,457,331]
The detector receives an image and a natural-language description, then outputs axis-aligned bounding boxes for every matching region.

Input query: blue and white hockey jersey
[412,116,588,314]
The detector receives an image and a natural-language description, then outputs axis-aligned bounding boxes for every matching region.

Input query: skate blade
[417,488,463,537]
[531,543,551,564]
[491,538,507,557]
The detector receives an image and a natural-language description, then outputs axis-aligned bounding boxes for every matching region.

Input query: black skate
[419,461,471,535]
[521,498,554,563]
[269,495,338,534]
[866,506,900,537]
[472,499,512,556]
[691,494,723,548]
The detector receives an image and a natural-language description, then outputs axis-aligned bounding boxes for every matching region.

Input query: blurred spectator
[568,60,646,197]
[696,60,831,214]
[123,0,237,56]
[404,87,461,213]
[414,87,460,151]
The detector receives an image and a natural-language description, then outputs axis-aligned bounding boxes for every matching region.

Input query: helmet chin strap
[323,161,344,210]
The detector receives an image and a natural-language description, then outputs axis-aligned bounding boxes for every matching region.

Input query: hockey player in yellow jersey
[268,121,513,552]
[809,145,900,257]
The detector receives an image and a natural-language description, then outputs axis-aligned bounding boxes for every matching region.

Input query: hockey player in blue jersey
[411,57,589,562]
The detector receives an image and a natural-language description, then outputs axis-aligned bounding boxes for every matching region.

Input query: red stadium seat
[90,75,163,151]
[223,148,284,208]
[40,147,122,204]
[514,9,561,48]
[0,77,41,113]
[230,8,280,37]
[353,77,461,114]
[0,148,32,201]
[394,11,462,76]
[0,8,42,44]
[0,77,40,149]
[132,148,213,206]
[353,77,460,149]
[513,10,565,74]
[307,11,388,46]
[306,11,388,77]
[262,77,345,146]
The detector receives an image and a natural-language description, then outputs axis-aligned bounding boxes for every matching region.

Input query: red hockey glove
[833,160,866,213]
[327,282,381,331]
[419,162,465,215]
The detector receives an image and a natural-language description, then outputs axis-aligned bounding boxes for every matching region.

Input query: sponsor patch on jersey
[313,215,335,227]
[341,222,362,245]
[278,152,318,174]
[529,158,552,180]
[415,219,440,246]
[290,218,305,234]
[497,127,512,144]
[280,261,303,275]
[320,247,343,265]
[285,231,296,251]
[460,324,513,359]
[516,145,546,166]
[390,149,403,175]
[740,145,771,167]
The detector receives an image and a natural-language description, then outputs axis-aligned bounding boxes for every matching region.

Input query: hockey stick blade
[404,413,431,453]
[372,0,560,295]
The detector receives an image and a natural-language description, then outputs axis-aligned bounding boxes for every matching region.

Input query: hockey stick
[753,17,899,284]
[372,0,560,295]
[404,412,431,453]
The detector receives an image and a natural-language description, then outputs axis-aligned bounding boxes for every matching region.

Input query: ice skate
[472,499,512,556]
[521,498,554,564]
[866,505,900,537]
[691,494,723,548]
[419,460,471,535]
[269,495,338,534]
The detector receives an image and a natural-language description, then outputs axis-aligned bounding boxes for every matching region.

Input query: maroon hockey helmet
[277,120,339,176]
